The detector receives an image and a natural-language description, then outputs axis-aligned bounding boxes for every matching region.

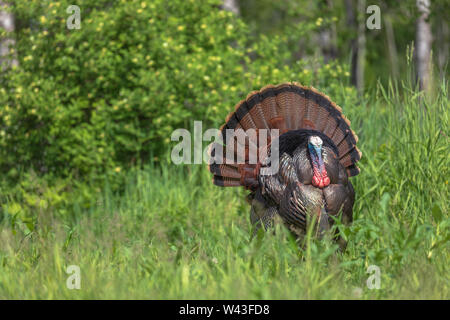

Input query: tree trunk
[222,0,239,15]
[345,0,357,83]
[436,16,448,81]
[384,14,399,80]
[415,0,432,91]
[346,0,365,93]
[355,0,366,93]
[318,0,338,63]
[0,0,17,69]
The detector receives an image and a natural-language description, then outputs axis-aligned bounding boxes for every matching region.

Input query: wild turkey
[208,83,361,245]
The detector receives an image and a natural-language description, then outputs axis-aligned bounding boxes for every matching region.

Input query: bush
[0,0,357,217]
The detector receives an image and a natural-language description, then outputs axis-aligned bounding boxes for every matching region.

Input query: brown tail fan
[208,82,362,188]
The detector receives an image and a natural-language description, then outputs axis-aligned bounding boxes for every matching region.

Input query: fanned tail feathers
[208,82,362,188]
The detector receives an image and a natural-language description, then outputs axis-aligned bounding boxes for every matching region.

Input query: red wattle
[312,163,330,188]
[312,173,330,189]
[319,180,324,188]
[312,175,320,187]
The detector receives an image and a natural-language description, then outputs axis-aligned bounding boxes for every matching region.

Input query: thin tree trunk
[436,18,448,80]
[0,1,17,69]
[384,14,399,80]
[415,0,432,91]
[318,0,338,62]
[222,0,239,15]
[345,0,357,83]
[355,0,366,93]
[345,0,365,93]
[328,0,338,60]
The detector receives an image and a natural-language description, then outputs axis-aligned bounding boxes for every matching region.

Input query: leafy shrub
[0,0,357,217]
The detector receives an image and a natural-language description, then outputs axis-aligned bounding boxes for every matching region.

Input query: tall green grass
[0,81,448,299]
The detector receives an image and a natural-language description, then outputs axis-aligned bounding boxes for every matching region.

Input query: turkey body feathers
[208,82,360,237]
[259,138,354,234]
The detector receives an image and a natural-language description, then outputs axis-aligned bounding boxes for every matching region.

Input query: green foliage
[241,0,449,90]
[0,0,447,300]
[0,79,448,299]
[0,0,355,210]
